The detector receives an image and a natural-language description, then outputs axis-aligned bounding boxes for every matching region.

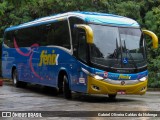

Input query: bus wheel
[12,69,26,87]
[63,75,72,99]
[108,94,116,100]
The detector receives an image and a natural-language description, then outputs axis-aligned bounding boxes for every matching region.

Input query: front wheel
[63,75,72,99]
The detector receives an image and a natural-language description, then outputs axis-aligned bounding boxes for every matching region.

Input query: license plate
[117,91,126,95]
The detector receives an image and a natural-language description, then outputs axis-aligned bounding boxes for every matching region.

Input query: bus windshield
[89,24,147,69]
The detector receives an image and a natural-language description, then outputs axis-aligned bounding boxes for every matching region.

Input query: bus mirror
[74,24,93,44]
[143,30,159,48]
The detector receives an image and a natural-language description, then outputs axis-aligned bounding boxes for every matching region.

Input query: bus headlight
[139,76,147,82]
[81,68,104,80]
[94,75,104,80]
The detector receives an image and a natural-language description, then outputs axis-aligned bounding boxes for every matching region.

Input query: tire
[63,75,72,99]
[108,94,116,100]
[12,69,27,87]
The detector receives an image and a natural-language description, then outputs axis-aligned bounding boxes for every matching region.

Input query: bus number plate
[117,91,126,95]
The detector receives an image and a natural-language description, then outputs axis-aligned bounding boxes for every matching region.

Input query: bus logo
[118,74,131,80]
[38,50,59,66]
[121,81,125,85]
[104,72,108,78]
[123,58,128,64]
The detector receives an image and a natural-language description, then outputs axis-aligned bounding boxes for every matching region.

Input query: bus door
[71,28,88,93]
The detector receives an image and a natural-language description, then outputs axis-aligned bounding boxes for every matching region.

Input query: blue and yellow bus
[2,12,158,99]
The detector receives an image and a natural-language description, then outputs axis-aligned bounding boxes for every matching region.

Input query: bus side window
[77,29,87,62]
[46,20,71,49]
[69,17,84,52]
[4,31,14,48]
[14,27,39,47]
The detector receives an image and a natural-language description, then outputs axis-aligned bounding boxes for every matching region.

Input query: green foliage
[0,0,160,87]
[108,1,142,24]
[0,1,7,16]
[144,6,160,88]
[145,7,160,37]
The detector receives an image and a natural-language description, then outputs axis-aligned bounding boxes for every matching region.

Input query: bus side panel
[2,44,89,93]
[2,46,15,79]
[34,46,88,93]
[36,47,59,86]
[2,44,40,83]
[69,60,88,93]
[36,46,87,91]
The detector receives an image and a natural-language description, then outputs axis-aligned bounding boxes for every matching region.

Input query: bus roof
[5,11,140,31]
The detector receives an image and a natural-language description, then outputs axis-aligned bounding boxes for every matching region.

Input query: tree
[145,6,160,87]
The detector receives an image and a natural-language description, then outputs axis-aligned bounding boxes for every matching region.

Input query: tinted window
[4,31,14,48]
[13,20,71,49]
[77,29,87,62]
[69,17,84,46]
[45,20,71,49]
[15,27,41,47]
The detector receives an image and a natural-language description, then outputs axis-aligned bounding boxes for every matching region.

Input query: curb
[147,88,160,91]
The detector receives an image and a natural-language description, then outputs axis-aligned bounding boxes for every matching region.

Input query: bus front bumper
[87,76,147,95]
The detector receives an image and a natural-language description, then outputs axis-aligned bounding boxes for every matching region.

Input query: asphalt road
[0,81,160,120]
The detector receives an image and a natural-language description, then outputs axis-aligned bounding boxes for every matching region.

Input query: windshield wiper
[123,40,138,70]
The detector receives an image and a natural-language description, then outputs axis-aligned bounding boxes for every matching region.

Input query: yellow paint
[118,75,131,80]
[87,76,147,95]
[75,24,93,44]
[38,50,59,66]
[143,30,159,48]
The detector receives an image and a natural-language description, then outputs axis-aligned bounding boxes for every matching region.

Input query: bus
[2,11,158,99]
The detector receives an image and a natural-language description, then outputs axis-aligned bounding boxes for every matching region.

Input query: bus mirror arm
[142,30,159,48]
[74,24,93,44]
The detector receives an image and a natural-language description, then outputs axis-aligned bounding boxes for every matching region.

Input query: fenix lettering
[38,50,59,66]
[118,75,131,80]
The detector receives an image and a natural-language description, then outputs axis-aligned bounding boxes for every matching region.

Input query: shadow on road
[4,81,140,103]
